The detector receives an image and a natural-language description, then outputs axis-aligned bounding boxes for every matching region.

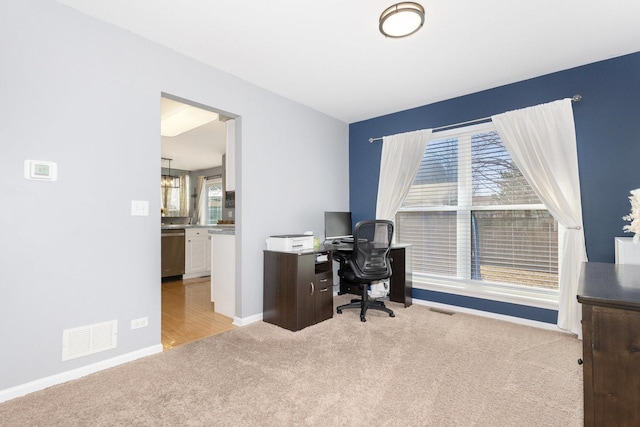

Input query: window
[204,178,223,225]
[161,174,189,217]
[396,122,559,305]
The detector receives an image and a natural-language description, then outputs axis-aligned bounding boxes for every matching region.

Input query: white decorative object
[615,237,640,265]
[622,188,640,243]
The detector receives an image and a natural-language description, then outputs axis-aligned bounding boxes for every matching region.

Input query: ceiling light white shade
[161,106,219,137]
[379,2,425,38]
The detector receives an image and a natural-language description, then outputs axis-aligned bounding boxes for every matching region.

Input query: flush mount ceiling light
[379,2,425,38]
[160,105,219,137]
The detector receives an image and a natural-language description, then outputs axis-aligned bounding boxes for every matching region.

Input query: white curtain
[161,173,189,218]
[178,174,189,217]
[492,98,587,336]
[194,176,207,225]
[375,129,432,221]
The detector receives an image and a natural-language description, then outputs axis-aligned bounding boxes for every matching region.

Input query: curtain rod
[368,94,582,143]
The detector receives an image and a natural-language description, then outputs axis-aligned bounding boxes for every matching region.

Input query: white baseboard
[412,299,570,333]
[233,312,262,327]
[0,344,163,404]
[182,271,210,280]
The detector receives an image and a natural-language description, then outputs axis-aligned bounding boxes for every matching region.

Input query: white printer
[266,234,314,252]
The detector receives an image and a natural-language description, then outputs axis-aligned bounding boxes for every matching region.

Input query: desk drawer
[315,270,333,323]
[315,271,333,290]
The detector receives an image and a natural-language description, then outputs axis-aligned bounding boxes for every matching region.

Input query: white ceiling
[160,97,227,171]
[160,118,227,172]
[57,0,640,167]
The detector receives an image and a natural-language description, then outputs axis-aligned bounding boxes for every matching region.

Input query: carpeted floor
[0,296,583,426]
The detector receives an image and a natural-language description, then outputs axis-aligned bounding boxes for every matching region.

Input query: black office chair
[336,219,395,322]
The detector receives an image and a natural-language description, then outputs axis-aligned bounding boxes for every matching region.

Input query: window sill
[413,274,559,311]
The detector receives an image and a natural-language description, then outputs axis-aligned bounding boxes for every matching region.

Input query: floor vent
[429,308,455,316]
[62,320,118,361]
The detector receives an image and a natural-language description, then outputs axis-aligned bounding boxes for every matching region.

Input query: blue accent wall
[349,51,640,322]
[412,289,558,324]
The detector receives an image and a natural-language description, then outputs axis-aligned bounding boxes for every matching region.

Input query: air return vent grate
[62,320,118,361]
[429,308,455,316]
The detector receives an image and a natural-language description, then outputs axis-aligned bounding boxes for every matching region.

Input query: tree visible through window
[396,123,559,292]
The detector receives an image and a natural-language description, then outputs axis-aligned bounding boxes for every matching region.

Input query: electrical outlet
[131,317,148,329]
[228,211,233,218]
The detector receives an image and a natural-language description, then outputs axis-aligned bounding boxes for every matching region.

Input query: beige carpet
[0,296,583,426]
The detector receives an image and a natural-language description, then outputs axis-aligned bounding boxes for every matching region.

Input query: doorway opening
[160,93,238,350]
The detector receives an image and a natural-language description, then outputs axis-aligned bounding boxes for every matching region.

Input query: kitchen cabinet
[184,228,212,279]
[211,231,235,319]
[577,262,640,426]
[263,250,333,332]
[225,119,235,192]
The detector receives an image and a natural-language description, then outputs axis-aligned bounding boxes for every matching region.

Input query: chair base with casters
[336,283,395,322]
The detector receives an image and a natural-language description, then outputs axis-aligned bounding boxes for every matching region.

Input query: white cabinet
[225,119,235,192]
[211,232,235,319]
[184,228,212,279]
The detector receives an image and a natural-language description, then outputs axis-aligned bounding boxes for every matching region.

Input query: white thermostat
[24,159,58,181]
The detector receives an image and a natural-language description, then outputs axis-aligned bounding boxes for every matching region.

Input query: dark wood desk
[263,249,334,332]
[322,243,412,308]
[263,244,412,332]
[577,262,640,426]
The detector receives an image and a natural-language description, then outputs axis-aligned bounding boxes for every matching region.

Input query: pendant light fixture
[379,2,425,38]
[162,158,180,188]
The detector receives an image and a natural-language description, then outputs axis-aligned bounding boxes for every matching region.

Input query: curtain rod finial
[572,94,582,102]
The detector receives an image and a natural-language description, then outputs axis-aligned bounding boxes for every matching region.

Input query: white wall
[0,0,349,396]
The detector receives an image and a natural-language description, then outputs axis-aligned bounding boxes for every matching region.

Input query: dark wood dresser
[577,262,640,426]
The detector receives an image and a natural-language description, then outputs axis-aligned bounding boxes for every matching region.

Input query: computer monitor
[324,211,353,241]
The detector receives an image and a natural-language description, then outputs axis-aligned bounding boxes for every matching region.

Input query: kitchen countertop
[161,224,202,229]
[161,224,235,233]
[208,226,235,235]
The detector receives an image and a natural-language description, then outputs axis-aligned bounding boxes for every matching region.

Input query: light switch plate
[131,200,149,216]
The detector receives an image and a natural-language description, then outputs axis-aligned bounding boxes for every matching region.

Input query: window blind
[396,125,558,290]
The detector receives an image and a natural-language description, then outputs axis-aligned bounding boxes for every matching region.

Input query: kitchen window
[395,122,560,307]
[162,174,189,217]
[204,178,223,225]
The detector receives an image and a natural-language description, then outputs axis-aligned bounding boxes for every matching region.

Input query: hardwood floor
[161,276,235,350]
